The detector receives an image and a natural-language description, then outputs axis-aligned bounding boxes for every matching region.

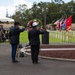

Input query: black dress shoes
[36,61,40,63]
[12,60,20,63]
[32,61,40,64]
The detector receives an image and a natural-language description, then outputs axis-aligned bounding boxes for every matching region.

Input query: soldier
[28,22,44,64]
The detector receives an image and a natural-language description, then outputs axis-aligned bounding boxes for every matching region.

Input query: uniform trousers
[31,45,40,62]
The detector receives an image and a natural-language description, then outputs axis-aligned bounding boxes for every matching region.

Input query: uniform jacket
[28,28,44,45]
[9,26,25,45]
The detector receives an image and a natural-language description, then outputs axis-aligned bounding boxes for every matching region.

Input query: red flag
[66,16,72,32]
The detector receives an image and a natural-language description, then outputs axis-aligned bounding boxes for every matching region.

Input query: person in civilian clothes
[9,21,25,63]
[28,22,44,64]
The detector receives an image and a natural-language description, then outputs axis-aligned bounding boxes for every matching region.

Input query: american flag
[54,16,72,32]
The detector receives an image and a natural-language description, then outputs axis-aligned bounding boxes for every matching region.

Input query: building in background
[0,17,14,30]
[0,17,14,42]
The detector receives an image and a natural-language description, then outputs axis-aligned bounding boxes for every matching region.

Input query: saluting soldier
[28,22,44,64]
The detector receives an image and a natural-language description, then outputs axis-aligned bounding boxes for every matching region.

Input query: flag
[66,16,72,32]
[62,19,66,30]
[54,20,59,25]
[54,18,62,29]
[62,23,66,30]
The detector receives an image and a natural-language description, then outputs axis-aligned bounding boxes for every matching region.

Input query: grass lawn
[20,31,29,44]
[0,30,75,44]
[0,31,29,44]
[20,31,66,43]
[50,36,62,43]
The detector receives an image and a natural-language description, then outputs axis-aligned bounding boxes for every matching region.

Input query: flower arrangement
[27,18,42,27]
[27,18,42,31]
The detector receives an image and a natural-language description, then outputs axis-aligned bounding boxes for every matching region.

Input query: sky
[0,0,71,17]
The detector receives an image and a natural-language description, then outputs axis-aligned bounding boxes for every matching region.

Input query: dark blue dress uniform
[9,22,25,62]
[28,26,44,63]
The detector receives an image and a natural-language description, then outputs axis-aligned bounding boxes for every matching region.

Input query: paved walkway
[0,43,75,75]
[21,47,75,51]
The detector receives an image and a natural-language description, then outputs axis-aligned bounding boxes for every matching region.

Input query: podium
[42,31,49,44]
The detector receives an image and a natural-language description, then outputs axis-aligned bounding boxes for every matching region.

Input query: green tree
[12,4,27,27]
[11,1,75,27]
